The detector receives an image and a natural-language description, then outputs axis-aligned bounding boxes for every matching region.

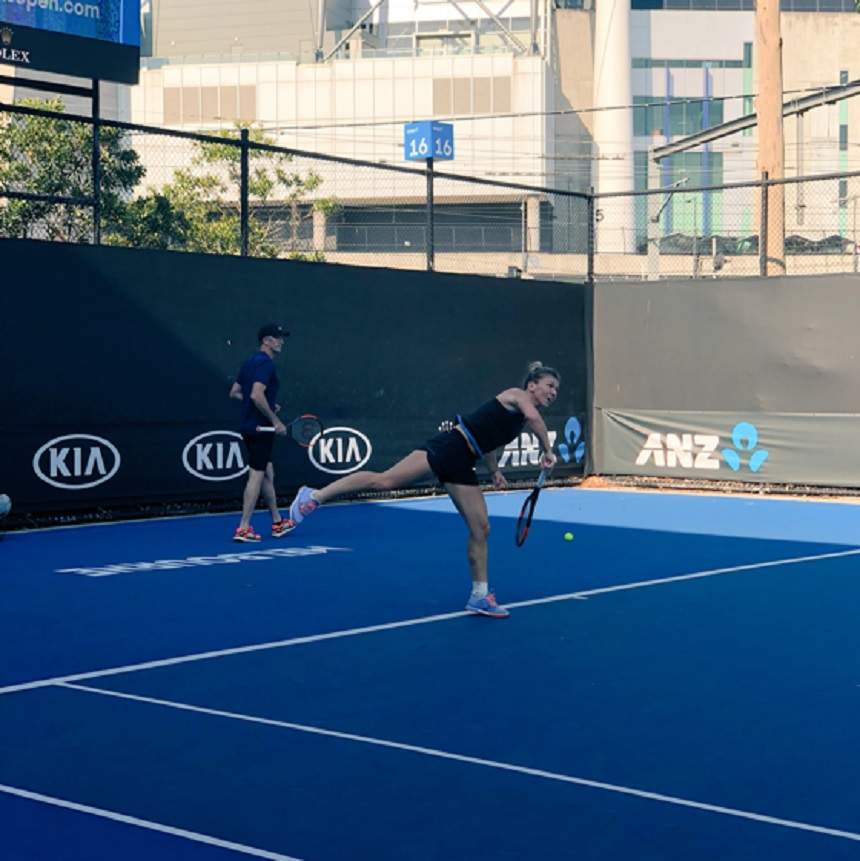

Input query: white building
[4,0,859,271]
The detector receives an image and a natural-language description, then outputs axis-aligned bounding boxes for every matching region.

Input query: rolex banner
[597,409,860,487]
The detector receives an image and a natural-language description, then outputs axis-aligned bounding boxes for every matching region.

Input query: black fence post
[426,156,435,272]
[91,79,101,245]
[586,187,595,285]
[759,171,769,277]
[240,128,250,257]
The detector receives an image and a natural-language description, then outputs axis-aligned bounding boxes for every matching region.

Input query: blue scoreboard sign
[403,121,454,161]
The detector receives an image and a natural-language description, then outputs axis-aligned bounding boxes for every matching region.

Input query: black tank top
[459,398,525,455]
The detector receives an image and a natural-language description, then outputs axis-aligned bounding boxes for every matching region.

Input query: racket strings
[292,416,323,446]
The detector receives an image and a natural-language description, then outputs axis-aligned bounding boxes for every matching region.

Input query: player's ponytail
[522,361,560,389]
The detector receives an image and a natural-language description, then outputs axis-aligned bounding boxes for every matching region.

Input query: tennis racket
[257,414,324,447]
[515,468,550,547]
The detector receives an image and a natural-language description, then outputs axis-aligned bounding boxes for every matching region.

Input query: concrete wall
[150,0,318,60]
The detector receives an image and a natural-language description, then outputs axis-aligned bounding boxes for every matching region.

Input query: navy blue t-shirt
[237,352,280,434]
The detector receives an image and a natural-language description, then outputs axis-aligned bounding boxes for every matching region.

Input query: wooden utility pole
[755,0,786,275]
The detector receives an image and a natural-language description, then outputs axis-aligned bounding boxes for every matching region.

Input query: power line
[255,82,850,132]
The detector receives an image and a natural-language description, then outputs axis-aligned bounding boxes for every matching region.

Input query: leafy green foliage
[0,98,144,242]
[0,103,337,258]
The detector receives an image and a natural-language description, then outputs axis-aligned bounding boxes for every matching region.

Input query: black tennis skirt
[418,429,479,486]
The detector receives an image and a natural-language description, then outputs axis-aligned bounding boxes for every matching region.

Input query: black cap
[258,323,290,341]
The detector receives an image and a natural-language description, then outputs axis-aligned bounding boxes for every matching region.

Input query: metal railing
[2,98,859,282]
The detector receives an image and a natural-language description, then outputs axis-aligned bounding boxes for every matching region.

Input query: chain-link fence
[594,170,860,281]
[2,99,859,282]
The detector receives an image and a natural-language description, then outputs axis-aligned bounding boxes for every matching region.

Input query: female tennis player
[289,361,560,618]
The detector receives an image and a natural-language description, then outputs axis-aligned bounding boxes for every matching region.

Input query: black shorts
[419,429,479,486]
[242,432,275,472]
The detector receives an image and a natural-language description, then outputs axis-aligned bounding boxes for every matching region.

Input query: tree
[0,98,145,243]
[0,102,337,258]
[136,124,340,258]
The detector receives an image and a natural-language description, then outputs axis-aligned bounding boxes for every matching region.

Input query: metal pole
[796,111,805,225]
[240,128,249,257]
[854,197,858,274]
[521,198,527,273]
[587,187,595,285]
[91,79,101,245]
[426,156,435,272]
[759,171,769,276]
[692,198,699,279]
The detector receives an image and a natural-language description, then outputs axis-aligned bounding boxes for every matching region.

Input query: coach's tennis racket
[515,468,550,547]
[257,414,324,447]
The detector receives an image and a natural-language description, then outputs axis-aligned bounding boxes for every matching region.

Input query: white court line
[56,682,860,844]
[0,610,472,695]
[0,782,302,861]
[505,546,860,611]
[2,547,859,696]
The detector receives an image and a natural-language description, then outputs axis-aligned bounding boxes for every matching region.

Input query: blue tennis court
[2,487,859,860]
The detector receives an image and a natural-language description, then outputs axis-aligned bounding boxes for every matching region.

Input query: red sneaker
[233,526,262,543]
[271,518,296,538]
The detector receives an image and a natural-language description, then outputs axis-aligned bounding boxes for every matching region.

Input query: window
[416,33,473,56]
[633,57,743,70]
[182,87,201,123]
[840,69,850,86]
[839,179,849,208]
[433,79,452,115]
[474,77,491,114]
[221,87,238,121]
[163,85,256,125]
[453,78,471,113]
[493,77,511,112]
[840,125,849,152]
[201,87,218,121]
[239,86,256,122]
[163,87,181,124]
[433,77,511,115]
[633,96,724,137]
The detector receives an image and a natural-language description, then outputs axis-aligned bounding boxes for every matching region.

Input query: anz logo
[636,433,720,470]
[33,434,121,490]
[183,431,247,481]
[498,430,558,468]
[722,422,769,473]
[635,422,768,473]
[498,416,586,469]
[558,417,586,464]
[310,426,372,475]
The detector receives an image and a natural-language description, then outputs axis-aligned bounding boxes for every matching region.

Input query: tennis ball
[563,531,574,541]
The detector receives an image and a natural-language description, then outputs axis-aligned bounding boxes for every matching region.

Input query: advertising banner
[597,409,860,486]
[591,274,860,489]
[0,0,140,83]
[0,239,588,514]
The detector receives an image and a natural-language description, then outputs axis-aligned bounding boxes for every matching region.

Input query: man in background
[229,324,294,542]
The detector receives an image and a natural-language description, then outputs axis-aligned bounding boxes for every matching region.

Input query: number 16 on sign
[403,122,454,162]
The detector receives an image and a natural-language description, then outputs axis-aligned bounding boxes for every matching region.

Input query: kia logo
[182,431,248,481]
[33,434,121,490]
[309,426,372,475]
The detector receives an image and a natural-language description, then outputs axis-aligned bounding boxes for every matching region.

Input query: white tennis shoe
[289,486,320,525]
